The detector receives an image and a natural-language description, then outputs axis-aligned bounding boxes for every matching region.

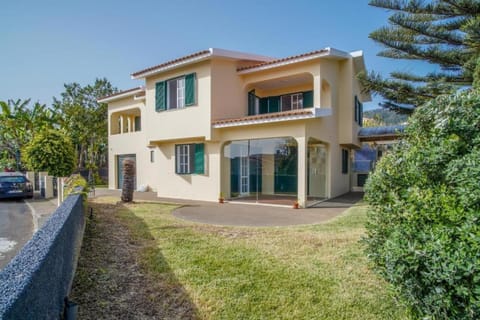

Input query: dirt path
[70,201,198,319]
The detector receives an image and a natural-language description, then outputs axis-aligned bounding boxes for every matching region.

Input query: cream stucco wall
[143,61,212,142]
[210,59,246,121]
[107,97,161,192]
[107,51,368,205]
[153,141,221,201]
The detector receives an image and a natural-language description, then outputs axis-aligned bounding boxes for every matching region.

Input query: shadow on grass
[70,200,199,319]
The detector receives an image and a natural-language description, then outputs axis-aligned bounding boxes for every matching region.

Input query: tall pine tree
[359,0,480,113]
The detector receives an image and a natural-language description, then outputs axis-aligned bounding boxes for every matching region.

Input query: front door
[117,154,136,189]
[307,144,327,199]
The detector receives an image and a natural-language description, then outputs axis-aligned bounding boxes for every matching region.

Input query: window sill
[156,104,198,113]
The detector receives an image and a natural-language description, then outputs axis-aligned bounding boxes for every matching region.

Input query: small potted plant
[219,192,225,204]
[293,199,300,209]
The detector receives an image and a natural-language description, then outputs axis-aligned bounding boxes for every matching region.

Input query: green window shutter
[342,149,349,174]
[354,96,358,122]
[248,91,256,115]
[303,91,313,108]
[194,143,205,174]
[185,73,196,106]
[155,81,166,111]
[268,96,280,113]
[259,98,268,114]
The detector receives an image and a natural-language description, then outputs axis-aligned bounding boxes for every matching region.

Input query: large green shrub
[22,129,76,177]
[364,90,480,319]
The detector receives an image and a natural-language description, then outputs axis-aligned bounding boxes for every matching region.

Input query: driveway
[0,200,33,269]
[173,193,364,227]
[94,188,363,227]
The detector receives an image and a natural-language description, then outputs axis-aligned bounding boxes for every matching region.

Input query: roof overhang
[98,87,145,103]
[351,50,372,102]
[148,136,206,146]
[237,47,351,75]
[131,48,275,80]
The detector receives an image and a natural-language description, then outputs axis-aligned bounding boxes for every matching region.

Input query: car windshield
[0,176,27,183]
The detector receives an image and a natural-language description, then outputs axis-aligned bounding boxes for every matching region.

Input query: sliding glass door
[224,137,297,199]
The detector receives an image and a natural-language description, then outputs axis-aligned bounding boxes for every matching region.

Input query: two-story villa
[99,47,371,207]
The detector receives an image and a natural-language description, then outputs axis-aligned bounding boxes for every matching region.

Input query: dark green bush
[364,90,480,319]
[22,128,75,177]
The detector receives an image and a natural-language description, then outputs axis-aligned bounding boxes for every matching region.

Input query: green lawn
[95,197,408,319]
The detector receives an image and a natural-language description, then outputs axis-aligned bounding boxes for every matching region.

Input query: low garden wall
[0,194,85,319]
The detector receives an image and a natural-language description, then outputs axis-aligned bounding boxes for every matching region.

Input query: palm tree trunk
[121,159,135,202]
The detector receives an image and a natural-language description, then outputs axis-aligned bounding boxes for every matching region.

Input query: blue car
[0,172,34,199]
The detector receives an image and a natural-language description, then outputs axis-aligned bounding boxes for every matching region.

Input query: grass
[85,198,408,319]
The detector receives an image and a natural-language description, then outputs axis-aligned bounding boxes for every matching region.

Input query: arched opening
[222,137,298,205]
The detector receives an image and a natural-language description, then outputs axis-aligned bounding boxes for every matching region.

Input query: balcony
[110,108,141,135]
[213,72,333,128]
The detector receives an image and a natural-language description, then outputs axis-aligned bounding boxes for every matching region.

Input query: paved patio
[93,188,364,227]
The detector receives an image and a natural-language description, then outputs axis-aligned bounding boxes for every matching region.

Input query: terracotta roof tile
[131,50,211,78]
[213,109,313,126]
[98,87,144,101]
[237,49,329,72]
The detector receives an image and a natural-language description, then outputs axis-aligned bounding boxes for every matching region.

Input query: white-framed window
[175,143,205,175]
[281,93,303,111]
[156,73,195,112]
[150,150,154,163]
[167,77,186,110]
[177,77,185,108]
[176,144,190,174]
[291,93,303,109]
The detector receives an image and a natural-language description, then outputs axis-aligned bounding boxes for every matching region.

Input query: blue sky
[1,0,428,110]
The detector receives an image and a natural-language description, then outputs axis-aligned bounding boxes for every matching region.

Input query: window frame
[176,77,185,108]
[167,76,187,110]
[281,92,303,112]
[176,144,191,174]
[175,143,205,175]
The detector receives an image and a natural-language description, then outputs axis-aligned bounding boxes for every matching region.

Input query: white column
[38,171,48,197]
[296,137,308,207]
[57,177,65,207]
[120,115,124,134]
[44,176,54,199]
